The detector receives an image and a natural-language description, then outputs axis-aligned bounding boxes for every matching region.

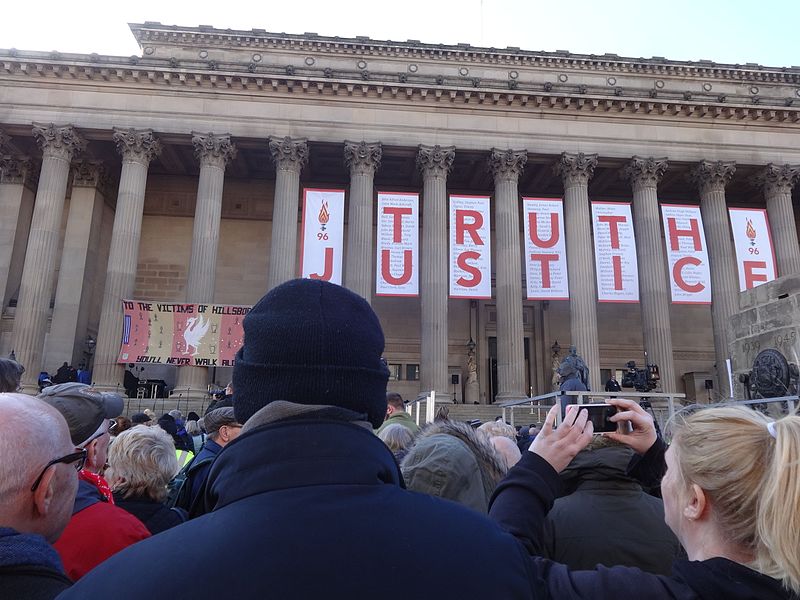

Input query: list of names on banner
[523,198,569,300]
[449,195,492,299]
[660,204,711,304]
[591,202,639,303]
[376,192,419,296]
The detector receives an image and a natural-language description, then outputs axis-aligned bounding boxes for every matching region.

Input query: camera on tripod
[621,360,660,392]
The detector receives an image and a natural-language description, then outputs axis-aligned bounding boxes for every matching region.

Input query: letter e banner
[728,207,777,291]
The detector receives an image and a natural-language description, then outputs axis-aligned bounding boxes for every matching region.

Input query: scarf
[79,469,114,504]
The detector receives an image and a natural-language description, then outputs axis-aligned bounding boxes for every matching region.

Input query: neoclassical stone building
[1,22,799,403]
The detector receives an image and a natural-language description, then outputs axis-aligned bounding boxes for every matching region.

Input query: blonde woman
[490,399,800,599]
[106,426,187,534]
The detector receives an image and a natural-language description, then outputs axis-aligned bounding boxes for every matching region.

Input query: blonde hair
[669,405,800,593]
[107,425,180,502]
[477,420,516,441]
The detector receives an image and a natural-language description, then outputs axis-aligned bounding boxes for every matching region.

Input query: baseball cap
[38,383,124,447]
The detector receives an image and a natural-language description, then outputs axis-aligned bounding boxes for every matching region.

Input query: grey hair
[107,425,179,502]
[377,423,414,453]
[185,419,201,436]
[0,393,72,502]
[0,359,25,393]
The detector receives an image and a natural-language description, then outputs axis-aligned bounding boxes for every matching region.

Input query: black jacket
[490,449,796,599]
[59,419,540,599]
[542,445,682,574]
[0,528,71,600]
[112,493,186,535]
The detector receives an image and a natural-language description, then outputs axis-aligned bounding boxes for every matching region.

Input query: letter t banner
[660,204,712,304]
[376,192,419,296]
[591,201,639,302]
[449,195,492,299]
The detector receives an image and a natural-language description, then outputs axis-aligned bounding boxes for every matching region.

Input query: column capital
[343,141,382,176]
[32,123,86,161]
[0,155,37,187]
[192,132,237,168]
[71,159,114,196]
[488,148,527,181]
[752,163,800,197]
[555,152,598,186]
[268,136,308,172]
[689,160,736,195]
[622,156,668,190]
[112,128,161,165]
[417,144,455,179]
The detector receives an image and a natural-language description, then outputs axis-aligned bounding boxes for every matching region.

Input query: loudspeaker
[451,374,460,385]
[704,379,714,390]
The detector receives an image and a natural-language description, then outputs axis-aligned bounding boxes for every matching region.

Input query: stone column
[343,141,382,302]
[417,144,455,400]
[754,164,800,277]
[556,152,601,390]
[488,149,528,401]
[622,157,676,392]
[93,129,161,389]
[690,160,737,399]
[266,136,308,290]
[0,154,37,311]
[13,124,85,391]
[175,133,236,395]
[46,161,110,370]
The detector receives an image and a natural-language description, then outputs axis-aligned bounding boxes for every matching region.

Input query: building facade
[1,22,799,402]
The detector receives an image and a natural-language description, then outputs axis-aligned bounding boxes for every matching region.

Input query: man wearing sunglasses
[37,383,150,581]
[0,393,80,599]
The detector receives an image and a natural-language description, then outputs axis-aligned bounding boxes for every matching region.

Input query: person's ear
[32,468,58,517]
[85,439,98,469]
[683,483,708,521]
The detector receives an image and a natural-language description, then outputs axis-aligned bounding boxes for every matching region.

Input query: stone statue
[558,346,590,392]
[464,344,479,404]
[550,345,562,391]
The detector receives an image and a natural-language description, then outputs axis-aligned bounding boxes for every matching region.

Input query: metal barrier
[496,390,687,432]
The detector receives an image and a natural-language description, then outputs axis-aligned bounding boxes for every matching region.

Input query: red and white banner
[660,204,711,304]
[449,195,491,299]
[523,198,569,300]
[376,192,419,296]
[728,208,777,291]
[591,202,639,303]
[300,188,345,284]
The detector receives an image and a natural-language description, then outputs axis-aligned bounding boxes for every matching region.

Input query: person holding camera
[489,398,800,599]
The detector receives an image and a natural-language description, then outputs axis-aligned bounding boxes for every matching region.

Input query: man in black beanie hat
[61,279,543,599]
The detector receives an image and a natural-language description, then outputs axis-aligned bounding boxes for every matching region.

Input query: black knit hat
[233,279,389,428]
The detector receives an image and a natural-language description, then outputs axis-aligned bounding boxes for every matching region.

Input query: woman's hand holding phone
[604,398,658,455]
[530,403,593,473]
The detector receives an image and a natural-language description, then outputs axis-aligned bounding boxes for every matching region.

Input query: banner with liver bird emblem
[117,300,251,367]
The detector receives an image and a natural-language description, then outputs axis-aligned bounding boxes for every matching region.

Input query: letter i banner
[376,192,419,296]
[591,201,639,302]
[449,195,492,299]
[660,204,711,304]
[300,189,345,285]
[728,207,777,291]
[523,198,569,300]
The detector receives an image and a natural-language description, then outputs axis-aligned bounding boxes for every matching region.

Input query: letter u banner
[376,192,419,296]
[449,195,492,299]
[728,207,777,291]
[591,202,639,303]
[300,188,345,285]
[660,204,711,304]
[523,198,569,300]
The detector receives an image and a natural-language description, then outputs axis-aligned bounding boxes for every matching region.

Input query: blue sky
[2,0,798,67]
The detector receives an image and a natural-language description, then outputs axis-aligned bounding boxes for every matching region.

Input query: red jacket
[54,479,150,580]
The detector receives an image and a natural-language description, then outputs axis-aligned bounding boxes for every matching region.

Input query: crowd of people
[0,278,799,599]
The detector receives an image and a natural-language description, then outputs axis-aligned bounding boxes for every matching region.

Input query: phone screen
[566,403,619,433]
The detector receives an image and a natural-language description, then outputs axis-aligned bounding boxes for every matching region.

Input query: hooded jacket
[0,527,71,600]
[375,409,420,435]
[401,419,507,513]
[59,415,541,600]
[542,444,682,574]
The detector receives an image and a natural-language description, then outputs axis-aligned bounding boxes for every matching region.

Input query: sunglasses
[30,449,88,493]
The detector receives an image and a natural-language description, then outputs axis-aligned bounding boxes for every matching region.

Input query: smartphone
[565,403,620,433]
